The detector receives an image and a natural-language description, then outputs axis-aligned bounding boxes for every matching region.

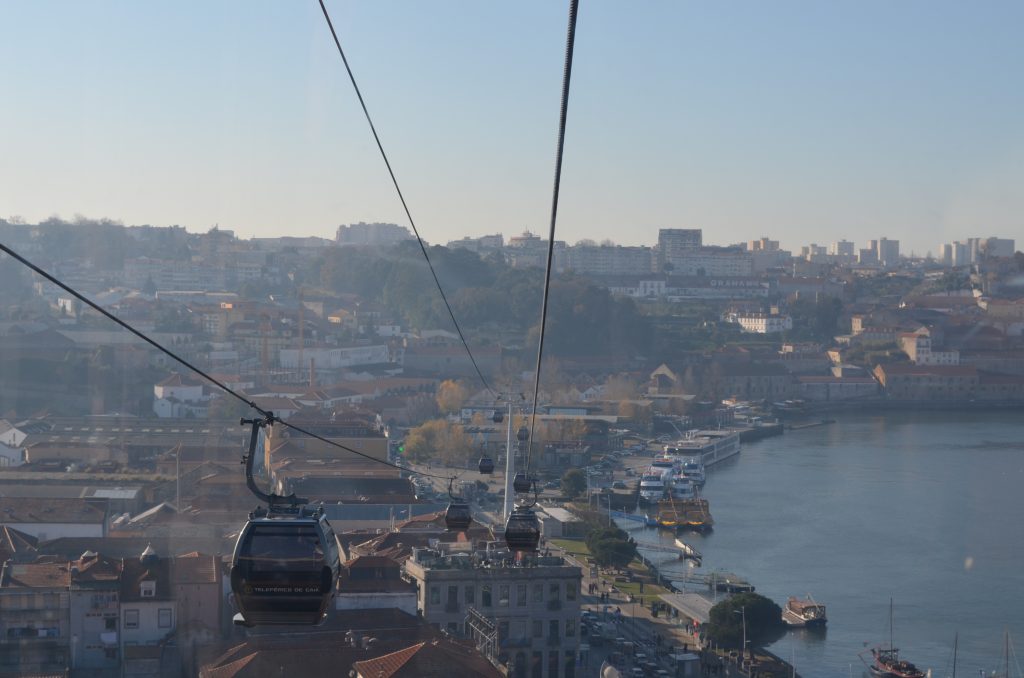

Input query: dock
[659,592,716,624]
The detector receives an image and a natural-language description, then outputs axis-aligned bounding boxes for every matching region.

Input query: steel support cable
[0,242,455,483]
[525,0,580,474]
[316,0,495,399]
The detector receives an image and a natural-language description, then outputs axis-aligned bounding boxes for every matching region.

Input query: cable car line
[0,242,456,483]
[525,0,580,474]
[501,0,580,554]
[316,0,496,399]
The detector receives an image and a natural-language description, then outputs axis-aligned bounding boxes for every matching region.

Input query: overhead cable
[316,0,496,399]
[0,242,456,482]
[526,0,580,472]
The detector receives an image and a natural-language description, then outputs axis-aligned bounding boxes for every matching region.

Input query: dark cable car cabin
[513,471,532,494]
[504,505,541,552]
[492,410,504,423]
[230,504,341,627]
[478,457,495,474]
[445,500,472,531]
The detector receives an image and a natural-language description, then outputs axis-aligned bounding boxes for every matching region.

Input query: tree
[561,468,587,498]
[403,419,473,466]
[585,526,637,570]
[706,593,783,648]
[436,379,469,415]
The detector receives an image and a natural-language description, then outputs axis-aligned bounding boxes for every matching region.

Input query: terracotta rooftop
[0,560,69,589]
[70,552,122,583]
[173,552,219,585]
[352,642,423,678]
[0,525,38,561]
[156,373,205,388]
[0,497,106,524]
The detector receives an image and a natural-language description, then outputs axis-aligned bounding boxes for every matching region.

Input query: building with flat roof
[404,545,582,678]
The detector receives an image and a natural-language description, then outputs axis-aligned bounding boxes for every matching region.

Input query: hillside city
[0,218,1022,677]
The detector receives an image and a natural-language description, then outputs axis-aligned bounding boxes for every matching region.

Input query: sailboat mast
[952,632,957,678]
[890,597,895,653]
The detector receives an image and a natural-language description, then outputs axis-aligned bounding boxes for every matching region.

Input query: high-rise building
[335,222,413,246]
[877,238,900,268]
[982,237,1015,258]
[657,228,702,270]
[748,237,779,252]
[829,240,855,257]
[939,243,953,265]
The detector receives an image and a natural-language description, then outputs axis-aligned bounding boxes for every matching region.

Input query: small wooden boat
[782,595,827,628]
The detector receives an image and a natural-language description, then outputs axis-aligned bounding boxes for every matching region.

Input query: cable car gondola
[478,456,495,474]
[492,410,504,423]
[230,504,341,626]
[513,471,532,494]
[444,478,472,531]
[504,505,541,552]
[229,417,341,627]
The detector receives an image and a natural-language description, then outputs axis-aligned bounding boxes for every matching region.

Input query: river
[622,411,1024,677]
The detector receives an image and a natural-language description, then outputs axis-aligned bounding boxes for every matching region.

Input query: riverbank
[550,536,801,678]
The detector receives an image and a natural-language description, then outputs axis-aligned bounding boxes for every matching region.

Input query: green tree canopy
[585,525,636,569]
[706,593,783,648]
[560,468,587,499]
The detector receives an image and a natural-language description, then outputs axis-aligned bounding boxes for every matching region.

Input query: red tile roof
[0,561,68,589]
[352,642,424,678]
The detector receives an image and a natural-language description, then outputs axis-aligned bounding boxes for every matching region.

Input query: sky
[1,1,1023,255]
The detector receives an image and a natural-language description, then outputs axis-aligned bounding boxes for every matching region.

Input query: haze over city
[3,1,1024,254]
[2,3,1024,677]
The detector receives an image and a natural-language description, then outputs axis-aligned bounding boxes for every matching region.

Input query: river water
[623,411,1024,677]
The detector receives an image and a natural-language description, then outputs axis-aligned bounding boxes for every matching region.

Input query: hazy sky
[2,1,1023,255]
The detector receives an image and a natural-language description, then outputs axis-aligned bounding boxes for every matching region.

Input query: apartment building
[404,546,582,678]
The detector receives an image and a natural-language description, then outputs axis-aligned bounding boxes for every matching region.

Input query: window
[565,582,576,601]
[516,583,527,606]
[498,620,509,642]
[124,609,139,629]
[499,584,509,607]
[549,619,559,640]
[549,583,559,602]
[464,585,475,605]
[104,617,117,631]
[531,651,543,678]
[104,648,118,660]
[548,650,559,677]
[482,584,492,607]
[565,619,575,637]
[447,585,458,609]
[158,608,172,628]
[532,620,543,638]
[532,583,543,602]
[430,586,440,605]
[140,581,155,598]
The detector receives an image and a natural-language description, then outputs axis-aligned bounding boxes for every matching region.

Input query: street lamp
[733,606,747,664]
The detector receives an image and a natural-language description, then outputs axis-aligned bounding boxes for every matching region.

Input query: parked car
[612,480,627,490]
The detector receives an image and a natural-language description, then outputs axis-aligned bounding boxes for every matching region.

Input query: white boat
[638,474,666,504]
[648,456,677,480]
[667,429,741,469]
[673,537,702,563]
[670,476,695,499]
[680,457,706,488]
